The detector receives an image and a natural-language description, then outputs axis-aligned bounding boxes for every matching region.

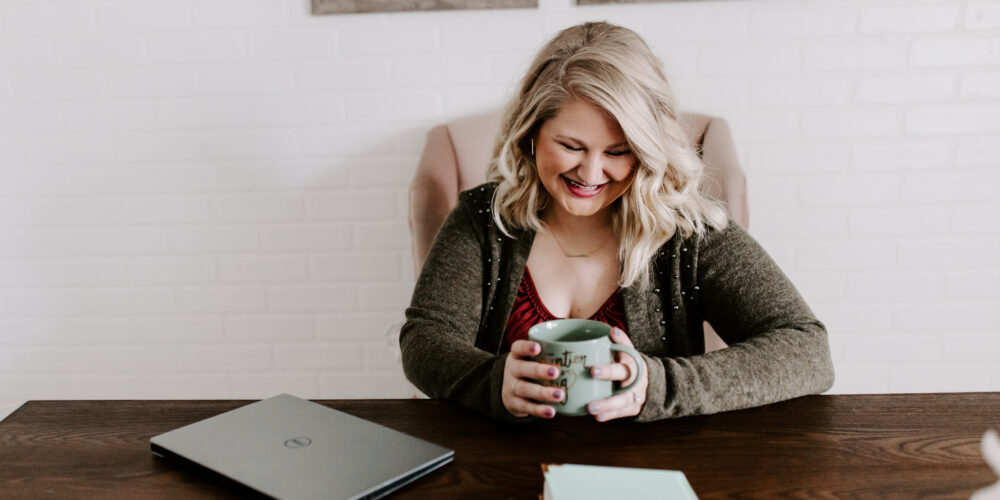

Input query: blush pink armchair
[408,109,748,352]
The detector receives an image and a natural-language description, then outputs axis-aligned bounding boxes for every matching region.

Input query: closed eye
[561,143,631,157]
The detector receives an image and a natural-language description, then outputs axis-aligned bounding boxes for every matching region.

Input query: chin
[560,198,609,218]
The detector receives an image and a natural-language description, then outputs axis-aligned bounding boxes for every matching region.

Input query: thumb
[610,327,633,346]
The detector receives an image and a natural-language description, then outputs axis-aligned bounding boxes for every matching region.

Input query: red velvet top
[500,268,627,353]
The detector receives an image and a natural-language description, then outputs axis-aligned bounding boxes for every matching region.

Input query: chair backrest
[408,108,746,353]
[408,108,748,275]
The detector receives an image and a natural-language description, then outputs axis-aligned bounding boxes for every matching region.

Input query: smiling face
[534,97,637,224]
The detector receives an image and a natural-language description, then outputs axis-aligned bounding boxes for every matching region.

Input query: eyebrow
[554,135,629,149]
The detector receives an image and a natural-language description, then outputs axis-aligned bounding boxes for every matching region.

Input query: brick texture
[1,0,998,420]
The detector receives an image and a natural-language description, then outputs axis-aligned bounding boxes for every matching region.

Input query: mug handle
[608,344,647,395]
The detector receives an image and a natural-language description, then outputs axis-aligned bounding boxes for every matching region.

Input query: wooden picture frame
[312,0,537,15]
[577,0,694,4]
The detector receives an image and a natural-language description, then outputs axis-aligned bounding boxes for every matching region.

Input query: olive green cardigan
[400,183,834,422]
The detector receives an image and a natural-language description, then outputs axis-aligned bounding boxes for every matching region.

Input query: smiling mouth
[562,176,607,197]
[565,176,606,190]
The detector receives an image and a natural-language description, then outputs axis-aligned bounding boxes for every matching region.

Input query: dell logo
[284,437,312,449]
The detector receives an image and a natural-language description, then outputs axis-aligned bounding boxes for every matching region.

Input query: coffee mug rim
[527,319,612,344]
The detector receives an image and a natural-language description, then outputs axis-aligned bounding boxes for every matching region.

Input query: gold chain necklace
[546,225,614,258]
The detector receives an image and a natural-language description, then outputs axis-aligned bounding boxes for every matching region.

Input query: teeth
[566,178,600,190]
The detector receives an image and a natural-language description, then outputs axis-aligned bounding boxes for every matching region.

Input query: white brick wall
[1,0,998,421]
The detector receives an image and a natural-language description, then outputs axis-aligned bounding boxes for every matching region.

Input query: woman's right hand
[502,340,565,419]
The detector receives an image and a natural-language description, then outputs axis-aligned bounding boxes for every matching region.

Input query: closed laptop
[150,394,454,500]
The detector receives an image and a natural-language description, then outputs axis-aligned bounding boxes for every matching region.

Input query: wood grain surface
[1,394,997,499]
[311,0,537,15]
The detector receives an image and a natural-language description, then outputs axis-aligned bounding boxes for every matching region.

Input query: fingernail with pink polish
[547,367,556,377]
[552,390,563,400]
[545,407,555,418]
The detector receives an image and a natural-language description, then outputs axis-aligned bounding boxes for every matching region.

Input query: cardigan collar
[477,225,665,357]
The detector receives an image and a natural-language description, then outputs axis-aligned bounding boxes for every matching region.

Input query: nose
[576,152,607,185]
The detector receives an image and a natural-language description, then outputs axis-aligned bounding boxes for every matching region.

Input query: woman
[400,22,834,422]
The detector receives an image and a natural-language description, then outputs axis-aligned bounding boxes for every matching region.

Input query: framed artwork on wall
[312,0,537,15]
[577,0,693,4]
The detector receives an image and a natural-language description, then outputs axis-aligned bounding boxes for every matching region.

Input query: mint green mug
[528,319,646,416]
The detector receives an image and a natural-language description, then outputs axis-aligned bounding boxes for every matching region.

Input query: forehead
[542,97,626,144]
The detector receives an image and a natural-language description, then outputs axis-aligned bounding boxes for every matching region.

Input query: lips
[561,176,606,198]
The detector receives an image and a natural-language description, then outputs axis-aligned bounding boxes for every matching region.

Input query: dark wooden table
[1,393,998,499]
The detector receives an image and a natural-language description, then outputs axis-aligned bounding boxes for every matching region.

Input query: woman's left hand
[587,327,648,422]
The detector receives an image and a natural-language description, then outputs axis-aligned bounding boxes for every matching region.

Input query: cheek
[538,150,574,175]
[609,159,636,182]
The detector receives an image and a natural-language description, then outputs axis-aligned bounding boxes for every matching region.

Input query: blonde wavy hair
[487,21,729,291]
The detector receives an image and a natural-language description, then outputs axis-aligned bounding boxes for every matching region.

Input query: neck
[542,206,614,235]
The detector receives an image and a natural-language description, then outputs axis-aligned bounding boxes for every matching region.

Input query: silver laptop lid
[150,394,453,500]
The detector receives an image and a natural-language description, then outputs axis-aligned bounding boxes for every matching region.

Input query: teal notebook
[542,463,698,500]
